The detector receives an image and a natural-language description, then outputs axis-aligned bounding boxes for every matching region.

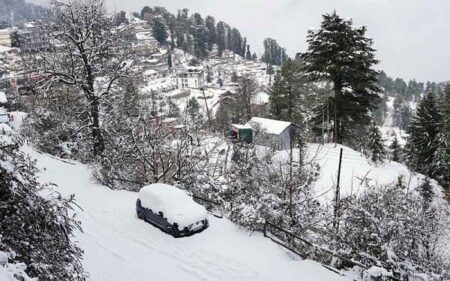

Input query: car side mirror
[158,211,163,217]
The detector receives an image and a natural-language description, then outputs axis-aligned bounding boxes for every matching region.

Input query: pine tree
[442,85,450,143]
[419,177,433,210]
[241,37,247,57]
[167,97,180,117]
[265,63,273,82]
[216,21,226,57]
[390,135,401,162]
[187,97,202,123]
[406,92,442,176]
[268,59,308,125]
[268,71,283,118]
[192,13,208,59]
[205,15,216,51]
[152,16,168,45]
[140,6,152,20]
[167,50,173,69]
[245,45,252,60]
[433,136,450,190]
[302,11,380,144]
[367,121,385,162]
[261,38,287,66]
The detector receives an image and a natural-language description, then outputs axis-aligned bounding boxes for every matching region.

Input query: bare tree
[35,0,134,157]
[236,75,258,120]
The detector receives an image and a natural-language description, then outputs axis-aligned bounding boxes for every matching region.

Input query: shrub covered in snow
[0,138,85,280]
[332,183,450,279]
[0,250,36,281]
[22,86,92,162]
[224,142,321,231]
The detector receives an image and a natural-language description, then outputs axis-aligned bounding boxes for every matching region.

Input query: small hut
[229,124,253,143]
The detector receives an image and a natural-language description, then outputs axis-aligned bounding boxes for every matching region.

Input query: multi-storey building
[175,67,205,89]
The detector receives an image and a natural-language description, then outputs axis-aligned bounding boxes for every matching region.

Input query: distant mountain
[0,0,47,27]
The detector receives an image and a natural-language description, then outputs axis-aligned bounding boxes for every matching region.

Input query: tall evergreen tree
[442,85,450,142]
[419,177,433,210]
[140,6,152,20]
[261,38,287,66]
[245,45,252,60]
[268,59,308,125]
[241,37,247,57]
[192,13,208,59]
[390,135,401,162]
[205,15,216,51]
[216,21,226,57]
[302,11,380,144]
[152,16,168,45]
[406,92,442,176]
[367,121,385,162]
[269,71,283,118]
[432,85,450,189]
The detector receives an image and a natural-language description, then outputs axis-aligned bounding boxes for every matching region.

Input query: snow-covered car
[136,183,209,237]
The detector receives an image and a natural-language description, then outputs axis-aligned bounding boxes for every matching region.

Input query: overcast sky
[31,0,450,82]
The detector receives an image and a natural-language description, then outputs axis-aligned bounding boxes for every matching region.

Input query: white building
[175,67,205,89]
[143,69,160,82]
[246,117,300,150]
[0,29,11,47]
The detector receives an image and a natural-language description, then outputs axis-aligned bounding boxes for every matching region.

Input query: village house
[11,22,50,53]
[247,117,301,150]
[175,67,205,89]
[230,117,301,150]
[0,28,12,47]
[143,69,160,82]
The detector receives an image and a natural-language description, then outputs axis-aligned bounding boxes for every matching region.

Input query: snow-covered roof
[136,32,153,41]
[231,124,251,130]
[138,183,207,228]
[0,45,12,54]
[162,117,177,123]
[0,92,6,103]
[184,66,203,73]
[143,69,158,76]
[246,117,293,135]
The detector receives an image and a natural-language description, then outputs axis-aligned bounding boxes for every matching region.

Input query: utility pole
[333,148,343,232]
[202,87,212,129]
[331,148,343,268]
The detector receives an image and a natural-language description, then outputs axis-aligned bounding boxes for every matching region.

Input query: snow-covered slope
[25,147,350,281]
[307,143,436,202]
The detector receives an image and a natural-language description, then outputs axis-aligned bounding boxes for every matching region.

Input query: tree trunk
[333,80,342,144]
[90,96,105,156]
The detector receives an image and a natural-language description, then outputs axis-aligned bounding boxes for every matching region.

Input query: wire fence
[263,221,402,281]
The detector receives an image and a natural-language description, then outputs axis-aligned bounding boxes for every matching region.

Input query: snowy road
[27,147,351,281]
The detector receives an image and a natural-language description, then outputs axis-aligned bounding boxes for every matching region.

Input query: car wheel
[167,226,179,238]
[137,211,145,220]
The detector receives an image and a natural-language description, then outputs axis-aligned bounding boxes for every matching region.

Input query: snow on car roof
[138,183,207,228]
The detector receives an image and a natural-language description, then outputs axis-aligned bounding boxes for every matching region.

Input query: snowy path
[26,147,351,281]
